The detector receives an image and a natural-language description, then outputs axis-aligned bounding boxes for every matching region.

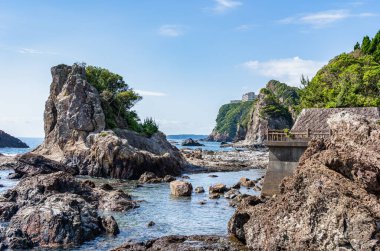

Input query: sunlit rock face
[23,64,184,179]
[229,112,380,250]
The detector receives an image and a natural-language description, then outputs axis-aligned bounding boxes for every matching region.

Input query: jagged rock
[195,186,205,193]
[239,177,256,187]
[100,183,114,191]
[23,64,184,179]
[4,194,110,249]
[243,81,295,144]
[138,172,162,183]
[224,189,241,199]
[101,216,120,235]
[229,112,380,250]
[0,171,139,249]
[163,175,176,182]
[13,152,78,178]
[0,130,28,148]
[111,235,247,251]
[181,138,204,147]
[209,183,229,194]
[170,180,192,196]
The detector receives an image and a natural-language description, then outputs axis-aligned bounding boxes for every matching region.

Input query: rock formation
[18,64,184,179]
[229,111,380,250]
[181,138,204,146]
[243,81,296,144]
[0,171,135,249]
[0,130,28,148]
[111,235,248,251]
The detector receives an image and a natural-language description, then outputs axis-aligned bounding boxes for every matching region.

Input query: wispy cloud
[135,89,167,97]
[158,25,185,37]
[18,48,58,55]
[279,9,377,28]
[211,0,242,13]
[242,57,326,86]
[235,24,257,31]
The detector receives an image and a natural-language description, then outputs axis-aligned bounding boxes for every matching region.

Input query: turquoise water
[0,137,43,155]
[77,168,266,250]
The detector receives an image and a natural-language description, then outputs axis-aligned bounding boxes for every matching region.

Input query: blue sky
[0,0,379,137]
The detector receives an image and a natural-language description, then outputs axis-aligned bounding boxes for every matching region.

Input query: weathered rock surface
[182,148,268,172]
[181,138,205,147]
[0,130,28,148]
[229,112,380,250]
[170,180,193,196]
[209,183,229,194]
[16,64,184,179]
[138,171,176,184]
[111,235,247,251]
[0,171,136,249]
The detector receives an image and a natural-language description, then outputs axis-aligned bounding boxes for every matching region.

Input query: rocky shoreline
[181,148,268,173]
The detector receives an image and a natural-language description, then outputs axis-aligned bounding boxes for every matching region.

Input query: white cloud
[18,48,58,55]
[135,89,167,97]
[242,57,326,86]
[212,0,242,13]
[279,9,377,28]
[158,25,185,37]
[236,24,257,31]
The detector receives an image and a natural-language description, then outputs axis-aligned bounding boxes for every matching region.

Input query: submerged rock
[170,180,193,196]
[111,235,247,251]
[229,112,380,250]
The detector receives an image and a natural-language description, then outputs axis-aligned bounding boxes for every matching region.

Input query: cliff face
[243,80,299,144]
[29,64,184,179]
[0,131,29,148]
[229,111,380,250]
[207,101,253,142]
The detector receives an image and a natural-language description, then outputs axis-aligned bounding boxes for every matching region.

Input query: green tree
[361,35,371,54]
[85,65,152,133]
[354,42,360,50]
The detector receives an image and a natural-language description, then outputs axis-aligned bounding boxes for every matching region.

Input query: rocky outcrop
[181,138,204,147]
[0,130,28,148]
[111,235,247,251]
[229,112,380,250]
[244,87,293,144]
[19,64,184,179]
[0,172,136,249]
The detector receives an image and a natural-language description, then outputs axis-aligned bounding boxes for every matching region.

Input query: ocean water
[167,134,236,152]
[77,169,266,250]
[0,137,43,155]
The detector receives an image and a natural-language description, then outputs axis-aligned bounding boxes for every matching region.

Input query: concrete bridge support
[261,141,308,197]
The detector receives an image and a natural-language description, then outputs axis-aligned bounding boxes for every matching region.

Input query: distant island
[0,130,29,148]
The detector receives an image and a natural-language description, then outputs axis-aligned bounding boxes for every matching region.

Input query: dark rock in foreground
[111,235,247,251]
[229,112,380,250]
[0,130,29,148]
[0,171,136,249]
[181,138,205,147]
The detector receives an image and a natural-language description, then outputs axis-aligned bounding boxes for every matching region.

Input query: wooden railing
[266,129,331,142]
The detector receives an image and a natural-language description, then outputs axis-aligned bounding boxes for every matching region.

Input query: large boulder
[18,64,184,179]
[0,172,136,249]
[170,180,193,196]
[229,112,380,250]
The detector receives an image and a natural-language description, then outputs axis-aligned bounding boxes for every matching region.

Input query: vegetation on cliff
[211,101,254,141]
[86,65,159,137]
[300,30,380,109]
